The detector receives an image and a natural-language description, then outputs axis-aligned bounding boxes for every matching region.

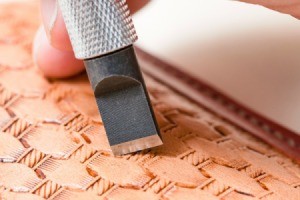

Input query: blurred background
[133,0,300,133]
[1,0,300,133]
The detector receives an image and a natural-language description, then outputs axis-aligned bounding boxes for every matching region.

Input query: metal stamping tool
[58,0,162,155]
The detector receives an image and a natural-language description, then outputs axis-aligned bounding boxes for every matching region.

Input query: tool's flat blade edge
[111,134,163,156]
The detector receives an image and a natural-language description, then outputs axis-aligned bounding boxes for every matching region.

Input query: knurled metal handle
[58,0,138,59]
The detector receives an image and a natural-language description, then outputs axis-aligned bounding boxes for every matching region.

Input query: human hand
[33,0,300,78]
[241,0,300,19]
[33,0,149,78]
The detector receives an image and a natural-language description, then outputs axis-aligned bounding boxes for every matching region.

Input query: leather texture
[0,2,299,200]
[137,48,300,161]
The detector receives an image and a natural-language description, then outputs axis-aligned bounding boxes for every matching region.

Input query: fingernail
[41,0,58,40]
[32,27,44,67]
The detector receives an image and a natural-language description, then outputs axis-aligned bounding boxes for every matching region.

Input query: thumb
[241,0,300,19]
[40,0,150,52]
[34,0,149,78]
[33,0,83,78]
[40,0,73,51]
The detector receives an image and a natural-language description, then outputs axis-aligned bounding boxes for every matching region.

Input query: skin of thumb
[41,0,73,51]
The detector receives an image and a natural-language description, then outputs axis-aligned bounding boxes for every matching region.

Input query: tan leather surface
[134,0,300,135]
[0,2,299,200]
[137,48,300,161]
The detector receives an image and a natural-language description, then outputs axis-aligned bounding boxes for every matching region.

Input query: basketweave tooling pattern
[0,2,299,200]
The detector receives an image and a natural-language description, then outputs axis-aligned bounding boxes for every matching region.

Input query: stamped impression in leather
[0,2,299,200]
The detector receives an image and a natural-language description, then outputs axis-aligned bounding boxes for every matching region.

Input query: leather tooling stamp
[0,2,299,200]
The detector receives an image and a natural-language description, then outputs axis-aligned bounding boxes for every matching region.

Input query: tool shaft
[59,0,162,155]
[58,0,137,59]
